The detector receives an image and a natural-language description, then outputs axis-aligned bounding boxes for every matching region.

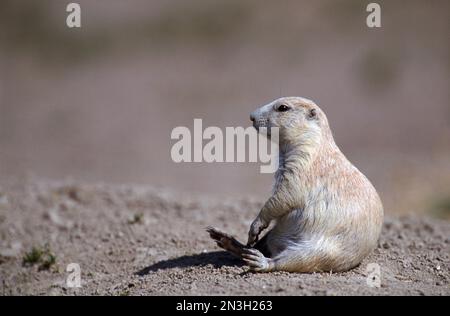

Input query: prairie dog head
[250,97,331,151]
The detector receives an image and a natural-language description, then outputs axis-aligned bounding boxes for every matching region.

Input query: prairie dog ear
[307,108,317,120]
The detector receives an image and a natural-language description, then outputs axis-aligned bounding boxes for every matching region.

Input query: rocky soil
[0,179,448,296]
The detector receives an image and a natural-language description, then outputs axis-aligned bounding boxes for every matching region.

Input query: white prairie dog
[208,97,383,272]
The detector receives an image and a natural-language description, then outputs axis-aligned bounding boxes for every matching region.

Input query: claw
[242,254,260,261]
[242,248,272,272]
[244,248,261,256]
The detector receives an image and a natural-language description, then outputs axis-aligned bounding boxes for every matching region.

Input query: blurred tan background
[0,0,449,218]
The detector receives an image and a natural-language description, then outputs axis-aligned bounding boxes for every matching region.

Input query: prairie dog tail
[206,227,247,257]
[207,227,274,272]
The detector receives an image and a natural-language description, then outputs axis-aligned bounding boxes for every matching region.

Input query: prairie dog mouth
[253,118,269,130]
[253,120,273,137]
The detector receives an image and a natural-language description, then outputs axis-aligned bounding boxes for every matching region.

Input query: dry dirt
[0,179,449,296]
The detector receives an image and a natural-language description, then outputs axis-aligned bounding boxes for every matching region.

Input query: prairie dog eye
[307,108,317,119]
[276,104,290,112]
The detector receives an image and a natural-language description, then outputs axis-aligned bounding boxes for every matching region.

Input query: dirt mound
[0,180,448,295]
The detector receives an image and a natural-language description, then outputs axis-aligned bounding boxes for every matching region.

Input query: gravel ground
[0,179,448,296]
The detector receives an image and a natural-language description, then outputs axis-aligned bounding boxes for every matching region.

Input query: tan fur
[209,97,383,273]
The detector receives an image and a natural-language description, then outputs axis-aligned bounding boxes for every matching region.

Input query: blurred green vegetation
[0,0,253,65]
[428,196,450,220]
[22,244,57,271]
[0,1,108,64]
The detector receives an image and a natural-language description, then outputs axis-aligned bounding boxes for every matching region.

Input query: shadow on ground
[136,251,243,275]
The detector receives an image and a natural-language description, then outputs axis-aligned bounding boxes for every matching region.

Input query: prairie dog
[208,97,383,272]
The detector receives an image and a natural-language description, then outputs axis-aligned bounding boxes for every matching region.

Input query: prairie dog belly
[267,209,305,256]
